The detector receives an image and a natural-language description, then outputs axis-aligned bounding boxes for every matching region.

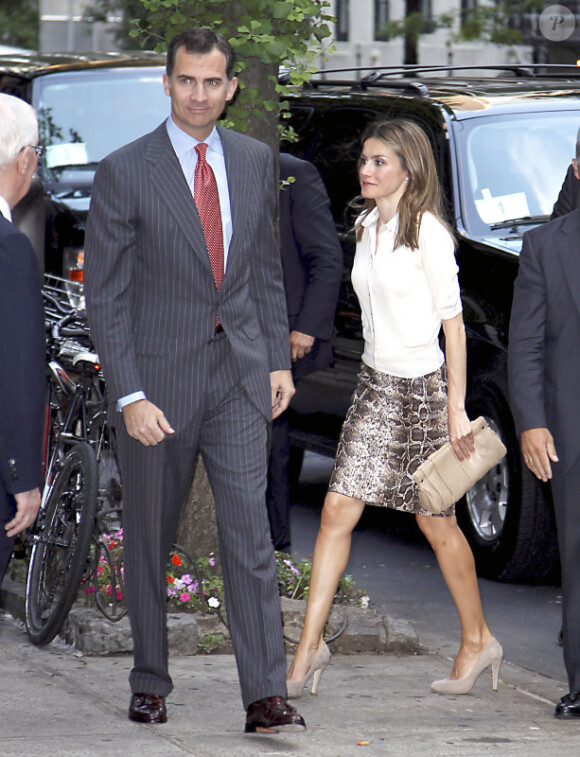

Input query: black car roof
[289,64,580,119]
[0,51,165,78]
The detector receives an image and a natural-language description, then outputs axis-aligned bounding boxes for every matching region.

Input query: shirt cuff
[117,391,146,411]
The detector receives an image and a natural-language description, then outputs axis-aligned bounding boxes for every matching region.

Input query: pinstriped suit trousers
[115,333,287,708]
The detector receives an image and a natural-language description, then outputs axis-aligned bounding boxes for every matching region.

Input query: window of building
[335,0,349,41]
[374,0,389,41]
[461,0,477,28]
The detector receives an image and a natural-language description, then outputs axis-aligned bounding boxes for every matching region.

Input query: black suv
[283,65,580,583]
[0,52,166,275]
[3,54,579,582]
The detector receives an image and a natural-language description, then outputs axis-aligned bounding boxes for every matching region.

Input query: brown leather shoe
[128,693,167,724]
[245,695,306,734]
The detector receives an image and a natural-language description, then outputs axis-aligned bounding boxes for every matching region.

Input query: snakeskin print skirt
[328,362,453,517]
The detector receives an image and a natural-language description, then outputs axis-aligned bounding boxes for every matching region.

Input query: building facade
[39,0,580,69]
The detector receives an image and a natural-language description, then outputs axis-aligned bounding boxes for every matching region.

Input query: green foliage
[381,0,544,53]
[83,0,158,49]
[0,0,39,50]
[127,0,335,132]
[198,632,224,653]
[276,551,368,606]
[382,11,452,46]
[455,0,543,46]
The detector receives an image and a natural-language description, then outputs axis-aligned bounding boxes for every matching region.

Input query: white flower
[208,597,220,608]
[172,578,183,591]
[359,595,370,609]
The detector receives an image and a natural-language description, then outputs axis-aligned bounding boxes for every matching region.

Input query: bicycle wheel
[25,442,98,645]
[89,533,127,622]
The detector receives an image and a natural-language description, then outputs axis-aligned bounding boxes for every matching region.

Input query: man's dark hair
[166,28,236,80]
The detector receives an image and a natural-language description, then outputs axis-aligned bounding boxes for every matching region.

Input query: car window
[33,67,167,184]
[455,111,579,232]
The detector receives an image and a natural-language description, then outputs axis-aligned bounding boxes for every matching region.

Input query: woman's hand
[448,407,474,462]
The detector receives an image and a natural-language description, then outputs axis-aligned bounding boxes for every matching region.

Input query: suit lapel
[556,209,580,316]
[219,126,248,279]
[145,124,213,276]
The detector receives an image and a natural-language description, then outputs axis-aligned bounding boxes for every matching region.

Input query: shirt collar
[360,206,398,231]
[0,194,11,221]
[165,116,223,159]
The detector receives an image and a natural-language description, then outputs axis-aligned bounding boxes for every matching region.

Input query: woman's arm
[441,312,474,461]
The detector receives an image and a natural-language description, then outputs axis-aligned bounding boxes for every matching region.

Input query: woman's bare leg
[287,491,365,683]
[416,513,494,678]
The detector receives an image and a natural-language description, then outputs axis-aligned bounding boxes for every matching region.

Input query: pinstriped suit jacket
[84,123,291,430]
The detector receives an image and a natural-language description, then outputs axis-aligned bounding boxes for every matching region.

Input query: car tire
[456,388,560,583]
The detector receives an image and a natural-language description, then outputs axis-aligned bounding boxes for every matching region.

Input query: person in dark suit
[84,28,305,733]
[0,94,45,591]
[551,133,580,219]
[509,141,580,716]
[266,153,342,552]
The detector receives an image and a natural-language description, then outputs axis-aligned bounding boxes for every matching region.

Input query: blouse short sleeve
[418,212,462,321]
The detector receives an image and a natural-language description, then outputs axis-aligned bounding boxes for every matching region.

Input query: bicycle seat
[72,351,101,372]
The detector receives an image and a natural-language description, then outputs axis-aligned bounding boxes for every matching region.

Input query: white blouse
[351,207,462,379]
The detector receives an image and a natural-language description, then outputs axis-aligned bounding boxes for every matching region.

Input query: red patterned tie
[194,143,224,290]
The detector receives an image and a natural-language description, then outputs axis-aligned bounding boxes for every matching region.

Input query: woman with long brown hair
[286,119,501,699]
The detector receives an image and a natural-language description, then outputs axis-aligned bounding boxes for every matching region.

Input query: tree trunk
[177,456,221,571]
[404,0,420,65]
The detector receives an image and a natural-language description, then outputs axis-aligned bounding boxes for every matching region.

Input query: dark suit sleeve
[281,157,343,340]
[551,164,579,219]
[0,224,45,494]
[247,145,292,372]
[508,230,548,434]
[85,156,142,404]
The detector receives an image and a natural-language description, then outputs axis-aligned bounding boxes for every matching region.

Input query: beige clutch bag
[412,416,507,515]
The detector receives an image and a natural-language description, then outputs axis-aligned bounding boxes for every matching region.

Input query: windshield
[32,67,168,186]
[455,111,579,234]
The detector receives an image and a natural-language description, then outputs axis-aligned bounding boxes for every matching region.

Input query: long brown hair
[355,119,454,250]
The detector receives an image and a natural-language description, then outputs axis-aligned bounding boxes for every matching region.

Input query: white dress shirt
[0,195,12,221]
[352,208,462,379]
[166,116,233,264]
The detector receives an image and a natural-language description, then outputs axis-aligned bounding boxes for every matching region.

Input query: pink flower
[179,592,191,603]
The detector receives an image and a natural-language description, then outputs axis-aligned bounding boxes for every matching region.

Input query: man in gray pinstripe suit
[84,28,305,733]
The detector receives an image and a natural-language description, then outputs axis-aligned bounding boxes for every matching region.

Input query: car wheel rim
[464,416,509,543]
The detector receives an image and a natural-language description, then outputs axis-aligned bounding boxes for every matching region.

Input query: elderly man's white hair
[0,93,38,168]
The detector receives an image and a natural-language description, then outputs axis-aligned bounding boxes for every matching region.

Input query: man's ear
[573,158,580,181]
[15,146,32,176]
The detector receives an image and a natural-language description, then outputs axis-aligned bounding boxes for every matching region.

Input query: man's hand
[122,398,175,446]
[5,488,41,538]
[289,330,315,362]
[521,427,558,482]
[270,370,295,419]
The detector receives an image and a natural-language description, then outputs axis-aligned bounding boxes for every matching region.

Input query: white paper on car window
[475,188,530,224]
[45,143,88,168]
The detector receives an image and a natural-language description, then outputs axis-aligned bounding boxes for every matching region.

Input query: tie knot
[195,143,208,162]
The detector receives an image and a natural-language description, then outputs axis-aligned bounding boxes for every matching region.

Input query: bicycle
[25,275,121,644]
[24,276,212,643]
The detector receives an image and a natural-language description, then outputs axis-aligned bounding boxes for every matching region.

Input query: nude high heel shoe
[431,638,503,695]
[287,642,331,699]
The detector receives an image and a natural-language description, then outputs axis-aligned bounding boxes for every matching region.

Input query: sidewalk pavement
[1,596,578,757]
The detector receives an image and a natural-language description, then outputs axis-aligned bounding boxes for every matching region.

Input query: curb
[1,579,420,657]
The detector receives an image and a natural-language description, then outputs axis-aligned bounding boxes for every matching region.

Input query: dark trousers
[0,482,16,591]
[266,411,292,552]
[115,335,287,708]
[551,457,580,692]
